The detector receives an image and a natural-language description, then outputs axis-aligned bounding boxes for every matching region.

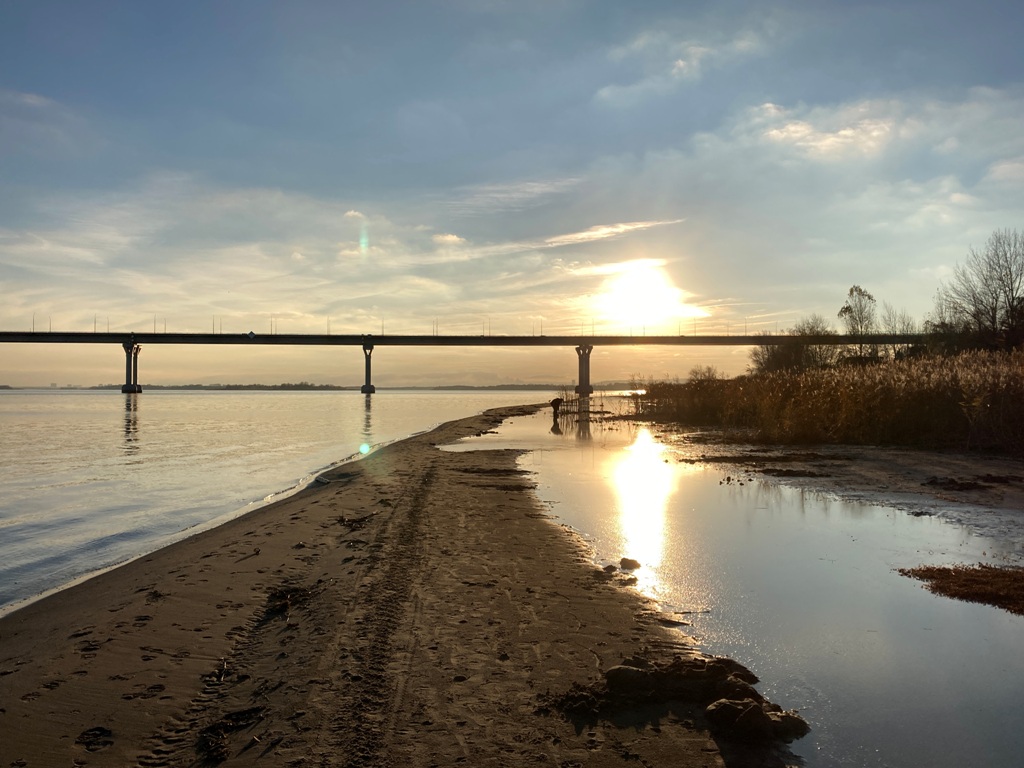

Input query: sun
[592,260,706,331]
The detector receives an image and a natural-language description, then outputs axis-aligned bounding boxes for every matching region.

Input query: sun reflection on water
[610,427,680,597]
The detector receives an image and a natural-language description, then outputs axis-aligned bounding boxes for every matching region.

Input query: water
[445,409,1024,768]
[0,388,545,614]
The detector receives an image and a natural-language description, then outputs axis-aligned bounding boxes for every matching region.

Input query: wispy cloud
[985,157,1024,183]
[443,177,581,216]
[0,88,95,157]
[543,220,684,247]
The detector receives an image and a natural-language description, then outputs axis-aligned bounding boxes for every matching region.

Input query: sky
[3,0,1024,386]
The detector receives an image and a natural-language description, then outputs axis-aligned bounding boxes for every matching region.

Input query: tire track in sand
[311,461,436,768]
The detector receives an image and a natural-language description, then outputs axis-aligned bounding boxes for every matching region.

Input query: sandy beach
[0,405,805,768]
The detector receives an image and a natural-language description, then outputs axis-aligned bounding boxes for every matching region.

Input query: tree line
[748,228,1024,374]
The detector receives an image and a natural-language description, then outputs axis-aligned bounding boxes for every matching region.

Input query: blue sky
[3,0,1023,385]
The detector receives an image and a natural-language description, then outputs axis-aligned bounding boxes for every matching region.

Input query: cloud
[983,157,1024,184]
[741,88,1024,169]
[0,89,87,156]
[543,220,684,247]
[4,173,655,341]
[595,23,771,107]
[432,233,466,246]
[443,177,580,216]
[760,105,895,159]
[0,176,391,328]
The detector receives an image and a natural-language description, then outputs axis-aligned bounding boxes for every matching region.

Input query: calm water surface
[446,409,1024,768]
[0,388,543,614]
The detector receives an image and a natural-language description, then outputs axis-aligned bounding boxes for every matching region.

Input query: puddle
[444,409,1024,768]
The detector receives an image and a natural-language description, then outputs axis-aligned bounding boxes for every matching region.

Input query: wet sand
[0,406,802,768]
[670,433,1024,545]
[668,429,1024,618]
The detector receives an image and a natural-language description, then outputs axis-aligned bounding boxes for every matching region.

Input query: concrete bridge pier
[121,340,142,393]
[360,343,376,394]
[574,344,594,397]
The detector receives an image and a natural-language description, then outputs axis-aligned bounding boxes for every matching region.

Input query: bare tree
[880,301,919,359]
[792,313,842,368]
[936,229,1024,347]
[838,285,877,357]
[687,365,722,382]
[749,331,799,373]
[838,285,876,335]
[748,314,840,373]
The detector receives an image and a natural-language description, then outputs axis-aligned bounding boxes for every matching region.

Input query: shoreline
[0,390,550,619]
[0,405,803,767]
[0,443,368,622]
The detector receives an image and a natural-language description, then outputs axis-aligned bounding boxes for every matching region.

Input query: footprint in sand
[122,683,166,700]
[75,638,107,658]
[75,726,114,752]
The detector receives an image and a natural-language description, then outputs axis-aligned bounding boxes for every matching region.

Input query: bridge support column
[574,344,594,397]
[360,343,376,394]
[121,340,142,393]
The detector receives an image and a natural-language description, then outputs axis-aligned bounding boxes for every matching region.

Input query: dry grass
[898,564,1024,616]
[631,350,1024,454]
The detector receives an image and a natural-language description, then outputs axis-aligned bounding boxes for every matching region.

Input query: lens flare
[359,222,369,255]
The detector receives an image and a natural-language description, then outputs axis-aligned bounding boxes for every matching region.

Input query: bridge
[0,331,926,394]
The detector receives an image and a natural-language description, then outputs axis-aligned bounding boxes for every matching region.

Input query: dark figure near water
[550,397,563,419]
[549,397,564,435]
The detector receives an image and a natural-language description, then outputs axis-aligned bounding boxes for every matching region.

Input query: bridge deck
[0,331,926,347]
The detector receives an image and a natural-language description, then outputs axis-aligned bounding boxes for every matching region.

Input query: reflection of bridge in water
[0,331,926,394]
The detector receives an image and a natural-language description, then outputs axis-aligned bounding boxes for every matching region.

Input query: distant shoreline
[1,382,636,392]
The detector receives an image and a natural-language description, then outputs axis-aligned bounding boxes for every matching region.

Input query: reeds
[631,350,1024,454]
